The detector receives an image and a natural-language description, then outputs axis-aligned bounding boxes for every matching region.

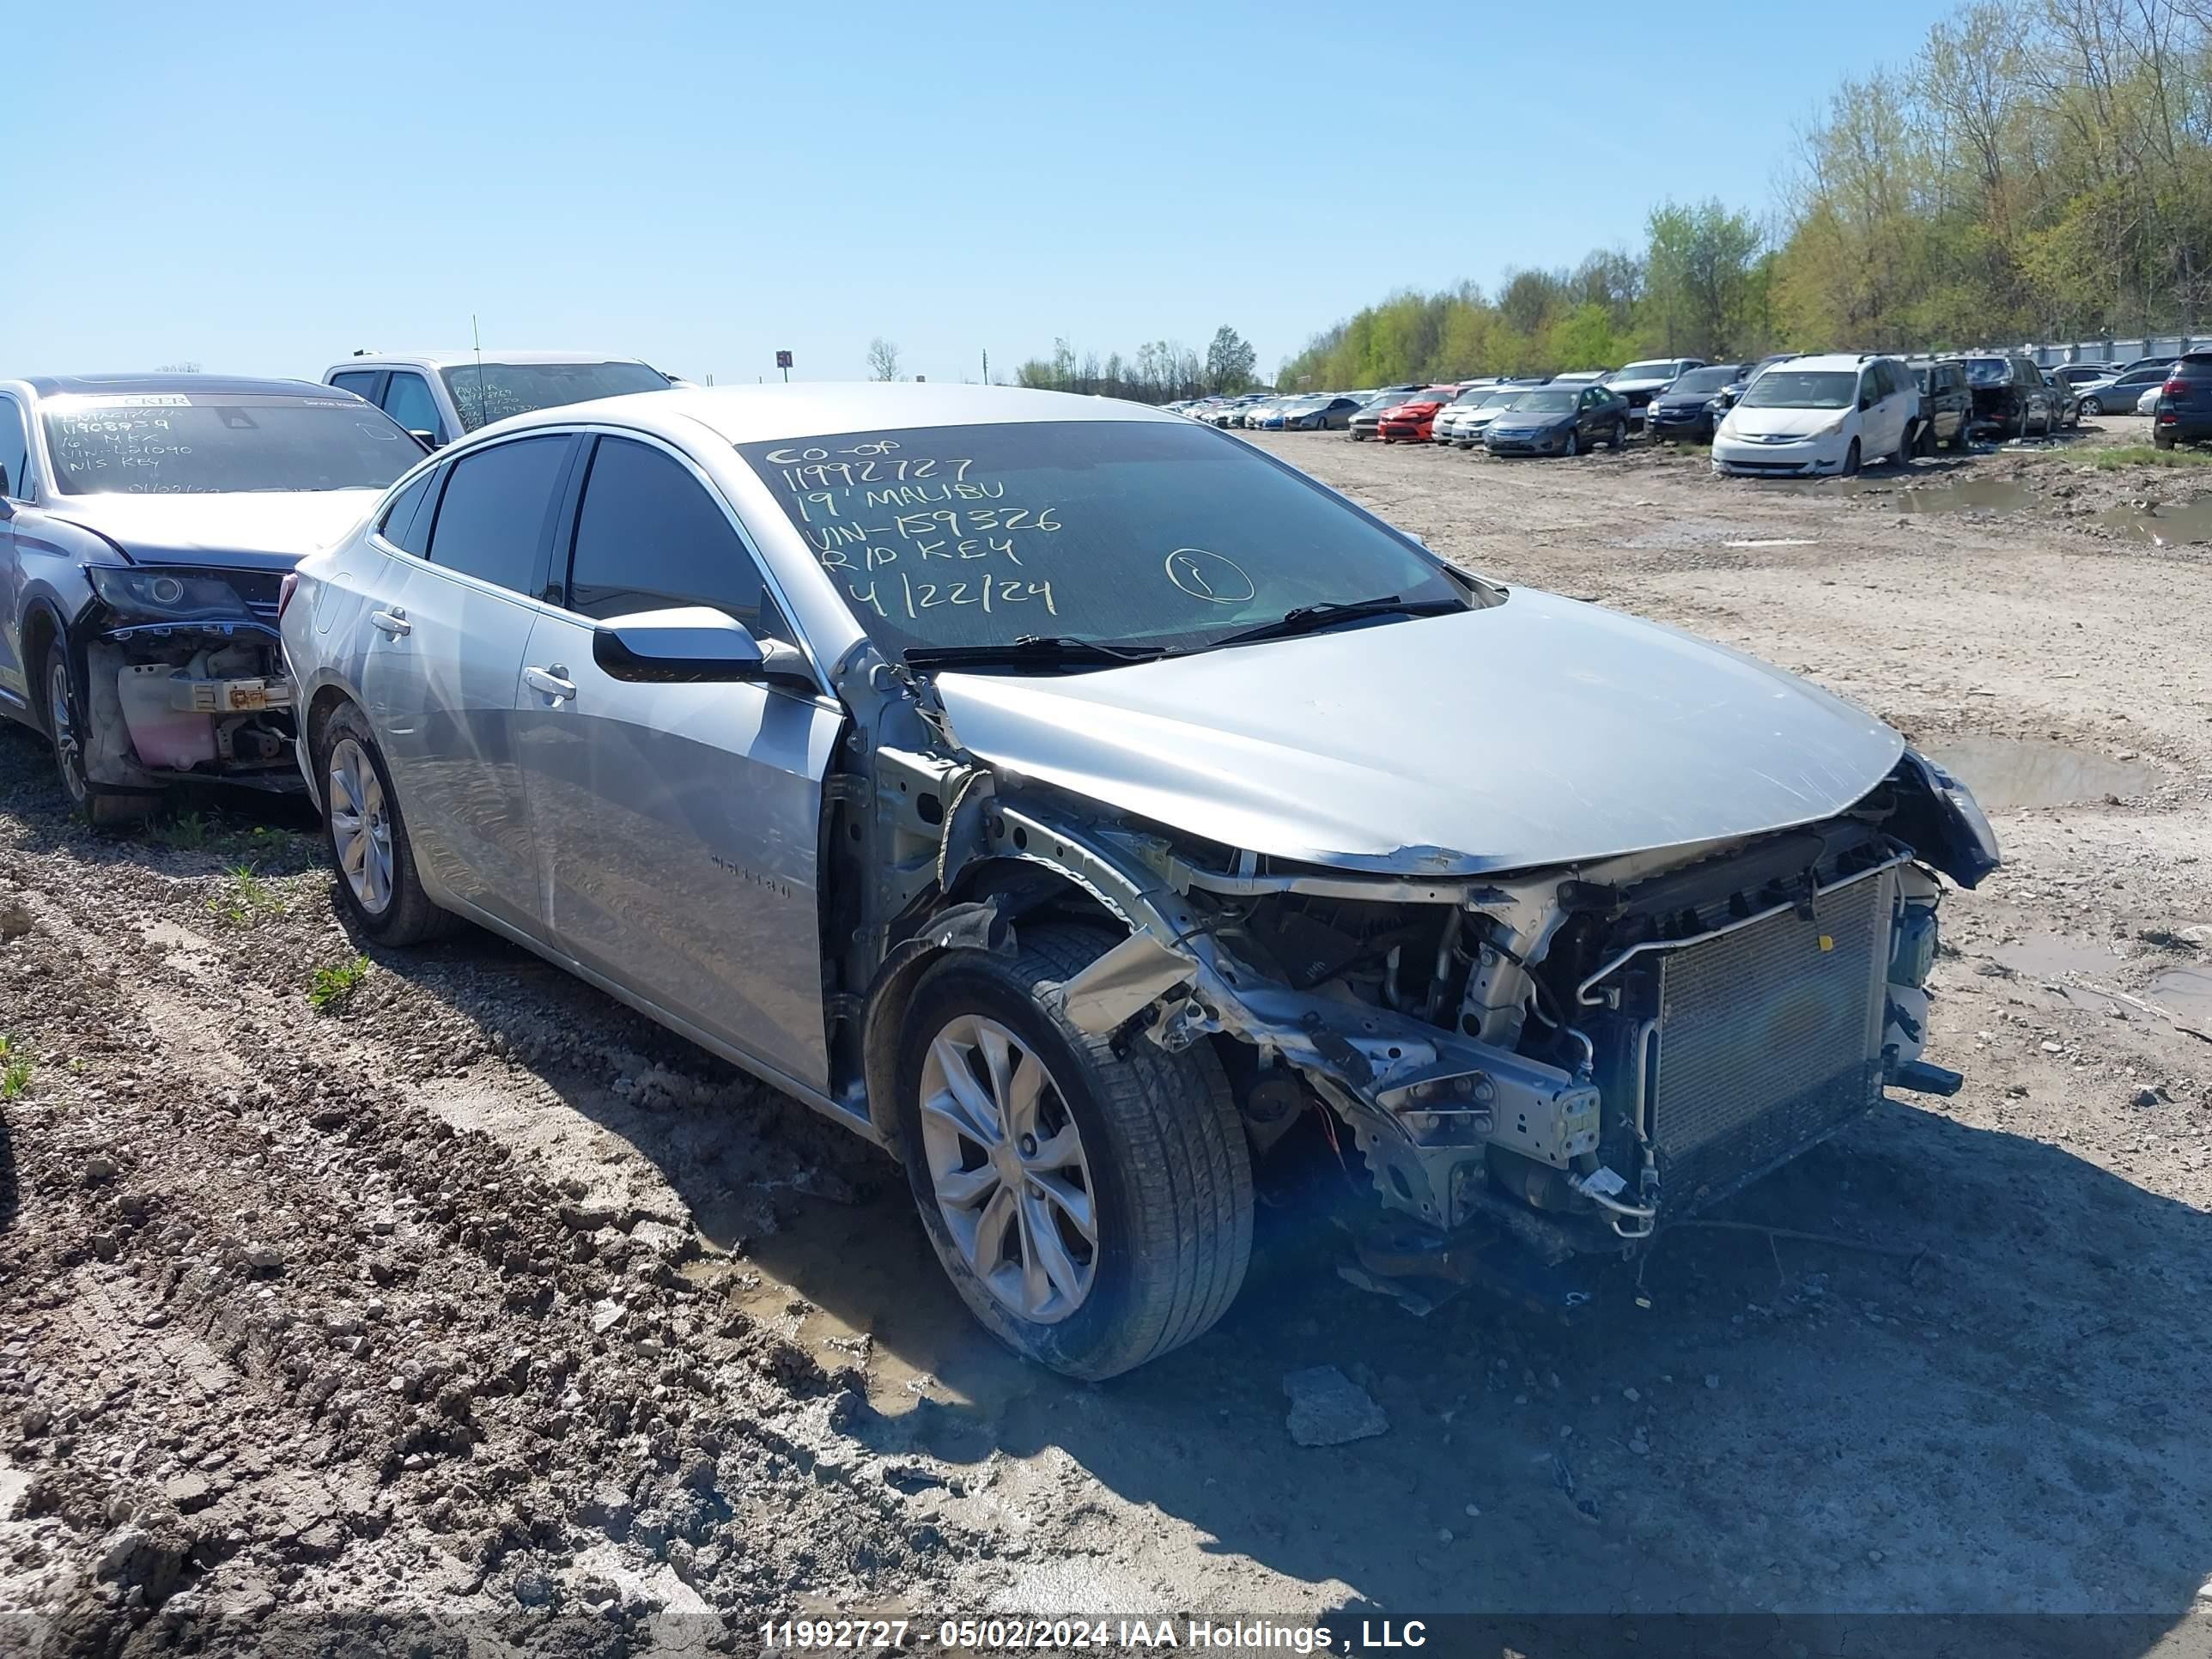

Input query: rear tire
[314,702,454,945]
[896,926,1253,1380]
[2154,427,2177,451]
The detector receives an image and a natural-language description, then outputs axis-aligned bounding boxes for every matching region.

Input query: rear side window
[380,373,442,441]
[425,435,569,595]
[564,437,789,641]
[378,469,439,556]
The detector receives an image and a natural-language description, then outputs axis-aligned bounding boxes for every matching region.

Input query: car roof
[479,382,1186,447]
[330,350,656,370]
[21,373,337,399]
[1774,353,1881,373]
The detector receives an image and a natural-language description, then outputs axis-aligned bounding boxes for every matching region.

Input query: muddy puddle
[2096,496,2212,546]
[1929,735,2158,811]
[2148,965,2212,1031]
[1891,479,2042,515]
[1996,933,2132,982]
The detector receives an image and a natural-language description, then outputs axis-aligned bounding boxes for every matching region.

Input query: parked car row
[0,363,2003,1382]
[0,355,677,822]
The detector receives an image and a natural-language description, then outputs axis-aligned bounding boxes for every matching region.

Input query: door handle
[369,608,410,637]
[524,665,576,702]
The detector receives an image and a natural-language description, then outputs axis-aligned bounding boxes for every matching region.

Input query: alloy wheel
[327,737,395,915]
[918,1014,1097,1322]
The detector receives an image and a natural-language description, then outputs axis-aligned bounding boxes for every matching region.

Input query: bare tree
[866,337,902,381]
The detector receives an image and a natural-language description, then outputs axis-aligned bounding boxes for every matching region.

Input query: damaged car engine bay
[836,683,1992,1270]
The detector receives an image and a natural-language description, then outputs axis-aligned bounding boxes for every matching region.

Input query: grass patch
[207,863,288,927]
[308,955,369,1012]
[153,811,312,860]
[2083,444,2212,469]
[1,1036,30,1102]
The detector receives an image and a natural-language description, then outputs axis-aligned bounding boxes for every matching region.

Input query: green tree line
[1274,0,2212,391]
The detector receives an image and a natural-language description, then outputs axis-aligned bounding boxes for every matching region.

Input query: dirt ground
[3,412,2212,1655]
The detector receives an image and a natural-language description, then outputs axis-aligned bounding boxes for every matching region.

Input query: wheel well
[302,685,355,761]
[21,608,62,734]
[859,861,1131,1151]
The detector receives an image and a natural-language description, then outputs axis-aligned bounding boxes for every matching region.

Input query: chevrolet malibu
[0,374,425,822]
[280,385,1998,1378]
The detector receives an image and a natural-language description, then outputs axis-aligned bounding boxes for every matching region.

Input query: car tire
[1842,438,1862,477]
[43,641,151,827]
[1609,420,1627,451]
[1563,430,1580,458]
[2080,396,2103,416]
[1913,419,1936,459]
[895,925,1253,1381]
[2154,427,2176,451]
[314,701,454,945]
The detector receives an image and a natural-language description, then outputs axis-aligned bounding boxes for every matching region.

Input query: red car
[1376,385,1464,442]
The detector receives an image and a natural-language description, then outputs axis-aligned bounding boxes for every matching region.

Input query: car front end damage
[75,564,299,790]
[849,714,1998,1266]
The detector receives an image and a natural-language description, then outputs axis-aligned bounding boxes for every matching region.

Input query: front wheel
[2080,396,2103,416]
[896,927,1253,1379]
[1608,419,1627,451]
[1842,437,1862,477]
[316,702,454,945]
[1562,429,1580,458]
[44,641,149,826]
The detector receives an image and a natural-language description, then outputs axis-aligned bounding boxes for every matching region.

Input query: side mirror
[408,430,442,452]
[1859,395,1875,411]
[592,605,812,688]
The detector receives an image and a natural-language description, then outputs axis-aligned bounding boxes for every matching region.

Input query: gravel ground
[3,415,2211,1653]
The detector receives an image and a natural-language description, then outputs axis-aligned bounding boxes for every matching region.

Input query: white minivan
[1711,353,1917,477]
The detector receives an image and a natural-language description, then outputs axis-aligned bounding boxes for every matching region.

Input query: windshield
[1609,361,1682,382]
[1669,367,1736,395]
[41,394,420,495]
[1961,358,2011,387]
[1478,388,1522,407]
[736,421,1470,662]
[440,360,672,432]
[1449,386,1492,405]
[1740,371,1857,410]
[1507,389,1577,415]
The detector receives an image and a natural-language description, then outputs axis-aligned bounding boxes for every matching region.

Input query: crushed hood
[48,490,384,572]
[933,594,1905,876]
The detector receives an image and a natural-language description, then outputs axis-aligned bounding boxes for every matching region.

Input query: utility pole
[981,348,989,386]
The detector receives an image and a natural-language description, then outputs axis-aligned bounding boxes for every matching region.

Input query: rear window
[1962,358,2012,386]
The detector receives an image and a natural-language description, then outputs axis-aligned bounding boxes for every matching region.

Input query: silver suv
[280,383,1998,1377]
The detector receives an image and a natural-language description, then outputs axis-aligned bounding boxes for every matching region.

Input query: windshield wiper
[1213,595,1466,649]
[902,635,1171,672]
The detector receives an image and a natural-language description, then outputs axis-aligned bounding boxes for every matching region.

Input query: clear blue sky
[9,0,1945,386]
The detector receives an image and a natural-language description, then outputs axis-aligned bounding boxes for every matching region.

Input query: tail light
[276,572,300,619]
[2164,379,2186,397]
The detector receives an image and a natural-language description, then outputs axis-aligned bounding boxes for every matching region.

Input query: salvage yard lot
[4,421,2211,1646]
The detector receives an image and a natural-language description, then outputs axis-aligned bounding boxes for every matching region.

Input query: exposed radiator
[1650,868,1893,1212]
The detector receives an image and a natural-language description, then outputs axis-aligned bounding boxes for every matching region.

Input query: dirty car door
[361,432,574,933]
[513,434,841,1091]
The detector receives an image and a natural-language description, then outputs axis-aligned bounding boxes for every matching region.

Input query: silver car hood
[933,594,1905,876]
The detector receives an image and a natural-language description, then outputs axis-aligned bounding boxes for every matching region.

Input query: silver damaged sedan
[280,384,2000,1378]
